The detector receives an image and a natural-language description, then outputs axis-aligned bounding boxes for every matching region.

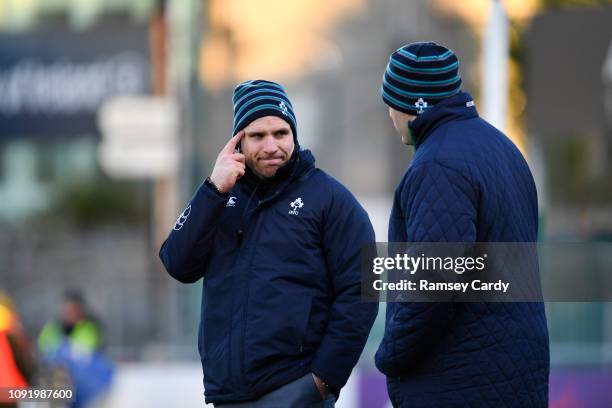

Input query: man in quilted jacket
[159,80,377,407]
[375,42,550,407]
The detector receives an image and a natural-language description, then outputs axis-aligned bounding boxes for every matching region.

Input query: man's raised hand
[209,131,246,193]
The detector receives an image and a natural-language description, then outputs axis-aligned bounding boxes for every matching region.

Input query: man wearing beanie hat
[159,79,377,407]
[375,42,549,406]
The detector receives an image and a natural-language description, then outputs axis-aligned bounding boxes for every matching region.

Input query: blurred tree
[545,135,612,205]
[46,179,149,228]
[547,136,591,203]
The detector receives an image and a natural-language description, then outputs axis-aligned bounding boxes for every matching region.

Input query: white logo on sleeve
[173,205,191,231]
[226,196,237,207]
[289,197,304,215]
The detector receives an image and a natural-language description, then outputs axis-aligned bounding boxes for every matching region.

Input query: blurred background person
[38,291,114,408]
[0,290,35,408]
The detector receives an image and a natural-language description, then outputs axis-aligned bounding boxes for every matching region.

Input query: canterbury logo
[173,205,191,231]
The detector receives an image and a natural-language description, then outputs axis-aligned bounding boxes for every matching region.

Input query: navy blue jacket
[160,150,377,404]
[375,92,550,407]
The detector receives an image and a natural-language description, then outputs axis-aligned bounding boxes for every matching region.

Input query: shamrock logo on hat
[279,101,289,116]
[415,98,428,114]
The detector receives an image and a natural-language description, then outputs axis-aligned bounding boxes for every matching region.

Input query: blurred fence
[0,224,199,361]
[2,215,612,367]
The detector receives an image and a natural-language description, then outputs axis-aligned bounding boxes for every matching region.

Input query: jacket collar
[408,91,478,150]
[238,148,315,199]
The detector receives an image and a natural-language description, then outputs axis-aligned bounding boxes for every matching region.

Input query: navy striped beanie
[382,42,462,115]
[232,79,297,140]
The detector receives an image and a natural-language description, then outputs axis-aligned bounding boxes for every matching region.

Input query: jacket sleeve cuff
[203,177,230,199]
[311,361,344,396]
[374,345,401,378]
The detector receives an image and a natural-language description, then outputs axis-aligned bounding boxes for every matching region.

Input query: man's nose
[261,136,278,153]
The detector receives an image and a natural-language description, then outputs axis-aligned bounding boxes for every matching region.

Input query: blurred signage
[97,96,179,179]
[0,20,150,138]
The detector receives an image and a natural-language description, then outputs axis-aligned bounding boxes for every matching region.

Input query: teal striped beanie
[382,42,462,115]
[232,79,297,140]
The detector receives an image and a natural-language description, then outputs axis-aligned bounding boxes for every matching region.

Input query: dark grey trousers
[215,373,336,408]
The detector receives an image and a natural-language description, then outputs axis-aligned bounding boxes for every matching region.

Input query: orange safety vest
[0,330,28,391]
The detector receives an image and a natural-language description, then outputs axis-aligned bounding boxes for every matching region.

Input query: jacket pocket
[200,275,233,394]
[242,284,313,383]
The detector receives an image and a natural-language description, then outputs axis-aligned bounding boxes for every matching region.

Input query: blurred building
[525,5,612,237]
[0,1,155,221]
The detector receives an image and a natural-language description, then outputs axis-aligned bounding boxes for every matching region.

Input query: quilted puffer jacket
[375,92,550,407]
[159,149,378,404]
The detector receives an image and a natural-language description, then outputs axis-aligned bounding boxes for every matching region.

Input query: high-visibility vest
[0,329,29,401]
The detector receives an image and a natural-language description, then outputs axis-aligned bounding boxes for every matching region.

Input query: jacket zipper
[238,190,282,389]
[234,160,299,391]
[228,184,259,390]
